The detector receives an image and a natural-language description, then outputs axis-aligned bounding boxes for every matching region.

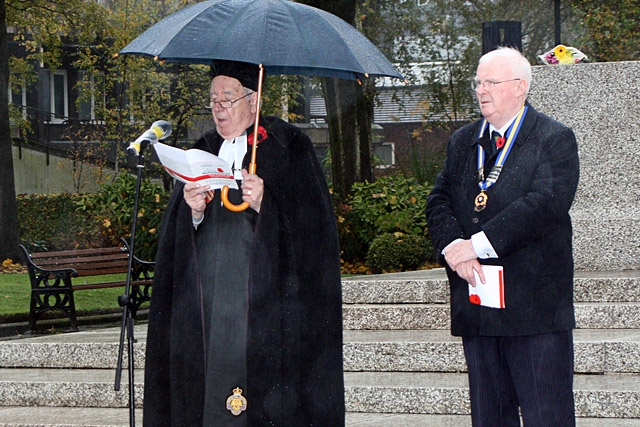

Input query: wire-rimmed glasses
[207,92,253,109]
[471,78,521,91]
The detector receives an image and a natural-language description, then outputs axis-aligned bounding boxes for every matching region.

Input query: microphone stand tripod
[115,140,152,427]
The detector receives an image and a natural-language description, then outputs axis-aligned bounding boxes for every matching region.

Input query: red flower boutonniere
[469,294,481,305]
[248,126,268,146]
[495,136,506,149]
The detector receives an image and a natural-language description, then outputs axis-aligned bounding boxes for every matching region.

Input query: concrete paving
[1,406,639,426]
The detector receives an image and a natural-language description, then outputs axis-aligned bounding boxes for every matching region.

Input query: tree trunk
[322,77,373,200]
[0,0,21,261]
[300,0,375,200]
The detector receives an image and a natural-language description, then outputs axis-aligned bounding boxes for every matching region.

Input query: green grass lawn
[0,273,147,323]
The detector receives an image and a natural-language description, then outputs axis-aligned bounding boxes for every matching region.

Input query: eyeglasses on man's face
[471,78,521,91]
[207,91,252,109]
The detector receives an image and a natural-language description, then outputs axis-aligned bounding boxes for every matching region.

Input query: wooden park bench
[18,239,154,332]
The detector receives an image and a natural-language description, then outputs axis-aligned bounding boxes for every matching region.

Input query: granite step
[3,328,639,376]
[346,412,640,427]
[1,408,638,427]
[0,406,143,427]
[345,371,640,419]
[343,328,640,374]
[342,269,640,304]
[343,301,640,330]
[0,368,143,408]
[1,369,639,420]
[342,269,640,330]
[0,326,148,369]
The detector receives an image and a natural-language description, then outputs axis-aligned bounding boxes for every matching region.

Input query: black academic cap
[210,60,260,91]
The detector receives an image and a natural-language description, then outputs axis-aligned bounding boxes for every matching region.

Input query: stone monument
[528,61,640,271]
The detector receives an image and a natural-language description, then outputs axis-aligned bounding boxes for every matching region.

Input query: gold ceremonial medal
[474,106,528,214]
[474,191,488,212]
[226,387,247,416]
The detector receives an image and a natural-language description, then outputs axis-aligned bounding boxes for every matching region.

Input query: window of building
[44,69,69,123]
[374,142,395,169]
[78,71,106,123]
[8,81,27,119]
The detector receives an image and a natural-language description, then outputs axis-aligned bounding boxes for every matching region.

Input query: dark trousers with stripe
[462,330,575,427]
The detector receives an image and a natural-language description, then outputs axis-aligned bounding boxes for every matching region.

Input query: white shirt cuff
[192,215,204,230]
[471,231,498,258]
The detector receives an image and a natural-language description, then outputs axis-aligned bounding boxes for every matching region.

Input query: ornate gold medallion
[226,387,248,416]
[474,191,488,212]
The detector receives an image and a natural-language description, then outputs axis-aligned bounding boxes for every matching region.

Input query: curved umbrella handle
[220,186,249,212]
[220,162,257,212]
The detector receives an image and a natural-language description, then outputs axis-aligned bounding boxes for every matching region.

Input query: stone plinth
[529,61,640,271]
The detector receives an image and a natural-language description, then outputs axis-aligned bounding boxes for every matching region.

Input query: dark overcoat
[142,116,345,426]
[426,104,580,337]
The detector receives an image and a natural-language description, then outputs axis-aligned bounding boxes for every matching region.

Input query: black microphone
[128,120,173,155]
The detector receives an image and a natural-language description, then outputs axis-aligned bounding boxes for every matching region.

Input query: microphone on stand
[117,118,172,427]
[127,120,173,155]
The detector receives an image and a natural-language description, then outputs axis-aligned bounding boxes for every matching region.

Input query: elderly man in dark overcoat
[426,47,580,426]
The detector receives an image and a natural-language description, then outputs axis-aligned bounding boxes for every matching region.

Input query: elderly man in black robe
[142,60,345,427]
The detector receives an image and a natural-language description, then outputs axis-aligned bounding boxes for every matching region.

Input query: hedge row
[17,173,170,262]
[17,172,435,273]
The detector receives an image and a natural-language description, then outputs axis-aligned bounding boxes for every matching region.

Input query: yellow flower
[553,45,574,65]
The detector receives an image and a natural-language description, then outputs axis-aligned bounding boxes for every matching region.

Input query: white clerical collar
[218,133,247,180]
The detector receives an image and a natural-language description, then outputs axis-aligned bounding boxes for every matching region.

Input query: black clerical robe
[143,116,345,426]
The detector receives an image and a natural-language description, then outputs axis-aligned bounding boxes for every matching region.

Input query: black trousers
[462,330,575,427]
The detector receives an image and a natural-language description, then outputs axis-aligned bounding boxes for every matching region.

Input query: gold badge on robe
[226,387,247,416]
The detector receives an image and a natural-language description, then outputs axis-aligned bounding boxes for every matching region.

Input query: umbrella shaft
[249,65,265,170]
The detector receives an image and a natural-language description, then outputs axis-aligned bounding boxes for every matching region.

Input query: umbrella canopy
[119,0,403,81]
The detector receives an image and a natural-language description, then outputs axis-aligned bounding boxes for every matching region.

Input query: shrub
[336,174,432,264]
[17,193,84,251]
[366,232,432,273]
[74,172,170,261]
[17,173,169,261]
[334,201,368,263]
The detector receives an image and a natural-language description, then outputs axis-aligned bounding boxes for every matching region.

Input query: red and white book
[468,265,505,309]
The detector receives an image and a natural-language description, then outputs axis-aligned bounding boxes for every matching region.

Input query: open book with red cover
[153,142,238,190]
[468,265,505,309]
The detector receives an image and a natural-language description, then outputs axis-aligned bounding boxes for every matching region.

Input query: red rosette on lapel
[248,126,268,146]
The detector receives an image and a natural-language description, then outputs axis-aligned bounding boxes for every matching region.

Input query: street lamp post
[554,0,562,45]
